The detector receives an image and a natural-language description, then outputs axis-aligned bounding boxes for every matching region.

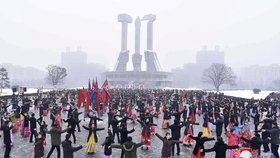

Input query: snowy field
[220,90,277,100]
[0,88,277,100]
[0,88,51,96]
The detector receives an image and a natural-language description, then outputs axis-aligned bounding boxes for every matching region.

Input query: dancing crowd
[0,89,280,158]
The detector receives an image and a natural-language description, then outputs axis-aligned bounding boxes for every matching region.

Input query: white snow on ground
[0,88,277,100]
[220,90,277,100]
[167,87,277,99]
[0,88,52,96]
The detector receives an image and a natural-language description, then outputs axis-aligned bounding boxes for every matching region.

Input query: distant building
[0,63,46,87]
[172,46,225,88]
[238,64,280,89]
[61,47,87,67]
[60,47,106,87]
[196,46,224,68]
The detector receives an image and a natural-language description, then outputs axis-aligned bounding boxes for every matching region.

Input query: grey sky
[0,0,279,71]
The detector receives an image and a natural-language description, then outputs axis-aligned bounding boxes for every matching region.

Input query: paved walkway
[0,107,275,158]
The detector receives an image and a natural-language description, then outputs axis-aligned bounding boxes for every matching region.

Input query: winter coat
[119,128,135,144]
[190,135,215,156]
[155,133,181,157]
[171,110,184,121]
[102,135,114,156]
[110,118,122,130]
[72,110,82,122]
[137,120,157,137]
[241,136,267,156]
[120,116,133,126]
[111,140,147,158]
[82,126,104,142]
[183,122,199,135]
[45,127,68,146]
[23,115,29,127]
[29,116,37,131]
[204,141,238,158]
[88,115,103,127]
[3,124,13,144]
[211,119,223,135]
[63,118,76,133]
[262,118,274,130]
[62,139,82,158]
[34,138,45,158]
[169,123,184,139]
[163,110,171,120]
[267,126,280,145]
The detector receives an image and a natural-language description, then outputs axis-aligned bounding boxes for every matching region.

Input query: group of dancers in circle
[1,89,280,158]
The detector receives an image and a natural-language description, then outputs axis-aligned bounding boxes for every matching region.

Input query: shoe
[176,153,180,155]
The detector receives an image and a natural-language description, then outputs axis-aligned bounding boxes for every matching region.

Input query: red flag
[77,90,85,109]
[85,92,91,112]
[95,78,100,113]
[92,78,95,90]
[102,79,110,98]
[88,79,91,91]
[102,79,110,108]
[85,79,93,112]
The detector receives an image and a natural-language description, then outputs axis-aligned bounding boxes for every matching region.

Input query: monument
[102,14,172,88]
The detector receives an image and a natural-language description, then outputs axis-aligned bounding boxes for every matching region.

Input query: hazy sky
[0,0,280,71]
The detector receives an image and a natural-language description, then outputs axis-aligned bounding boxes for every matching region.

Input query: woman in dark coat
[162,109,171,129]
[82,123,105,154]
[210,115,224,137]
[3,120,13,158]
[168,120,184,156]
[21,113,30,137]
[61,134,83,158]
[188,104,196,123]
[87,111,103,127]
[155,132,182,158]
[63,115,77,144]
[182,118,199,146]
[189,132,215,158]
[111,136,147,158]
[101,130,114,158]
[34,132,46,158]
[204,137,239,158]
[37,120,48,139]
[241,133,268,157]
[118,123,135,158]
[137,118,157,150]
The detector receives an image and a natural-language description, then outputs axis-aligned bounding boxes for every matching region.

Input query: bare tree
[0,67,10,93]
[46,65,67,87]
[201,63,236,92]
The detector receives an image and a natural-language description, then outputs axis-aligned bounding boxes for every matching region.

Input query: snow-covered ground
[0,88,51,96]
[166,87,277,100]
[220,90,277,100]
[0,88,277,100]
